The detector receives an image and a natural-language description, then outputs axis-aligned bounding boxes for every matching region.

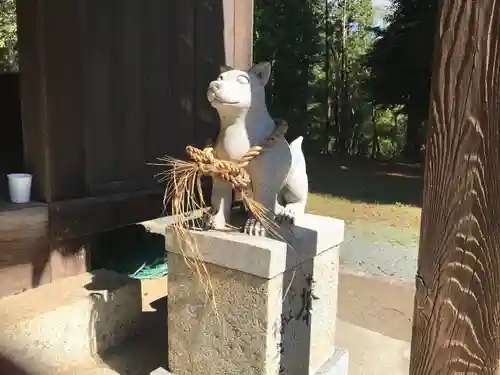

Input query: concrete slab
[0,269,144,374]
[10,267,413,375]
[315,348,349,375]
[336,320,410,375]
[166,213,344,278]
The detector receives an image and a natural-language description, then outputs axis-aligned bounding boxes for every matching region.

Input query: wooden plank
[82,0,123,194]
[81,0,188,194]
[49,237,90,281]
[220,0,253,70]
[233,0,254,70]
[16,0,51,202]
[17,0,87,202]
[0,202,51,297]
[49,189,165,242]
[193,1,225,148]
[410,0,500,373]
[0,73,24,201]
[222,0,235,67]
[41,0,86,200]
[141,0,173,169]
[168,0,197,154]
[119,0,149,189]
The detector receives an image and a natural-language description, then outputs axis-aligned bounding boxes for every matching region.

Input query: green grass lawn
[305,156,423,233]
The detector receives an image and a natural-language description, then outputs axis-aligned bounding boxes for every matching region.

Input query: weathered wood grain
[49,189,164,241]
[410,0,500,373]
[233,0,254,70]
[0,202,51,297]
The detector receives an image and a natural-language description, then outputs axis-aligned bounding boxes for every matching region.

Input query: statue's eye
[237,75,250,84]
[217,75,223,81]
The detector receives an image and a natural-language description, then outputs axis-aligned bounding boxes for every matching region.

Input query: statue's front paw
[200,211,226,231]
[242,216,267,236]
[200,212,216,230]
[276,207,296,225]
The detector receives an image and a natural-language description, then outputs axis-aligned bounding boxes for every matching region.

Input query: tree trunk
[403,104,423,161]
[323,0,331,155]
[336,1,349,157]
[371,105,378,160]
[410,0,500,373]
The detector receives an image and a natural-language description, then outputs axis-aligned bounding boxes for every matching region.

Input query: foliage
[254,0,402,158]
[366,0,438,159]
[0,0,17,72]
[367,1,437,110]
[0,0,430,161]
[254,0,323,142]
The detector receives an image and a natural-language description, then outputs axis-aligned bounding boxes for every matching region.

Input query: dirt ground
[305,156,423,229]
[305,156,423,282]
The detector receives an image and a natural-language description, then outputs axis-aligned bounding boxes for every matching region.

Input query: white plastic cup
[7,173,32,204]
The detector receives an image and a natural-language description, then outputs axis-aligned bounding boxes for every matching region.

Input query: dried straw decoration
[151,119,289,317]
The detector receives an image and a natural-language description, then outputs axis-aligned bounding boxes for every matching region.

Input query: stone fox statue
[204,62,309,236]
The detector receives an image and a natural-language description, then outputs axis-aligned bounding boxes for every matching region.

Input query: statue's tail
[290,136,304,153]
[289,136,305,171]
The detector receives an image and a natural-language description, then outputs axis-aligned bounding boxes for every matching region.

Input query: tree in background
[327,0,373,156]
[0,0,432,162]
[366,0,438,161]
[254,0,376,157]
[253,0,323,143]
[0,0,17,72]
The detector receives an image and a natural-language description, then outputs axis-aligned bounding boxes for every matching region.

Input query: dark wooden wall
[0,73,24,200]
[16,0,252,203]
[0,0,253,294]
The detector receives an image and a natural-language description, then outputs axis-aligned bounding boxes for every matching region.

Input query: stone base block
[166,214,344,375]
[315,348,349,375]
[150,347,348,375]
[0,269,143,374]
[150,368,172,375]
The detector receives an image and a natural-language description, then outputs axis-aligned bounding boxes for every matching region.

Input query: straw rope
[185,119,288,193]
[150,119,290,322]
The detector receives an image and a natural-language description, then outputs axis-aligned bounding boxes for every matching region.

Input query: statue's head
[206,62,271,113]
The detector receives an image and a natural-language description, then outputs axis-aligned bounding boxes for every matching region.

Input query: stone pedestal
[166,214,344,375]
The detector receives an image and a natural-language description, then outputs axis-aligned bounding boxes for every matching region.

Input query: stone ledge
[150,348,349,375]
[166,214,344,279]
[0,269,143,374]
[315,348,349,375]
[150,368,172,375]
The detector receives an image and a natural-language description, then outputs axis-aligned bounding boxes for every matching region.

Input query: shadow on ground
[0,354,32,375]
[85,273,168,375]
[336,271,414,342]
[306,155,424,207]
[99,296,168,375]
[84,224,168,375]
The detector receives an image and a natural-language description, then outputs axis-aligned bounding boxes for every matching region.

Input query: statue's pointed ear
[220,65,233,74]
[249,62,271,85]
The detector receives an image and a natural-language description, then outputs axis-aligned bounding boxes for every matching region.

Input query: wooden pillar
[191,0,254,147]
[410,0,500,373]
[223,0,254,70]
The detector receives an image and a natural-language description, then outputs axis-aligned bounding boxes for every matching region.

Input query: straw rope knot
[185,119,288,192]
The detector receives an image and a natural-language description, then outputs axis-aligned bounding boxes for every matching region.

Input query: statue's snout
[208,81,221,93]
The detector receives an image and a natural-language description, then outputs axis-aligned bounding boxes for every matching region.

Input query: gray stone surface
[315,348,349,375]
[166,213,344,278]
[150,368,172,375]
[341,223,418,282]
[0,269,143,374]
[167,214,343,375]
